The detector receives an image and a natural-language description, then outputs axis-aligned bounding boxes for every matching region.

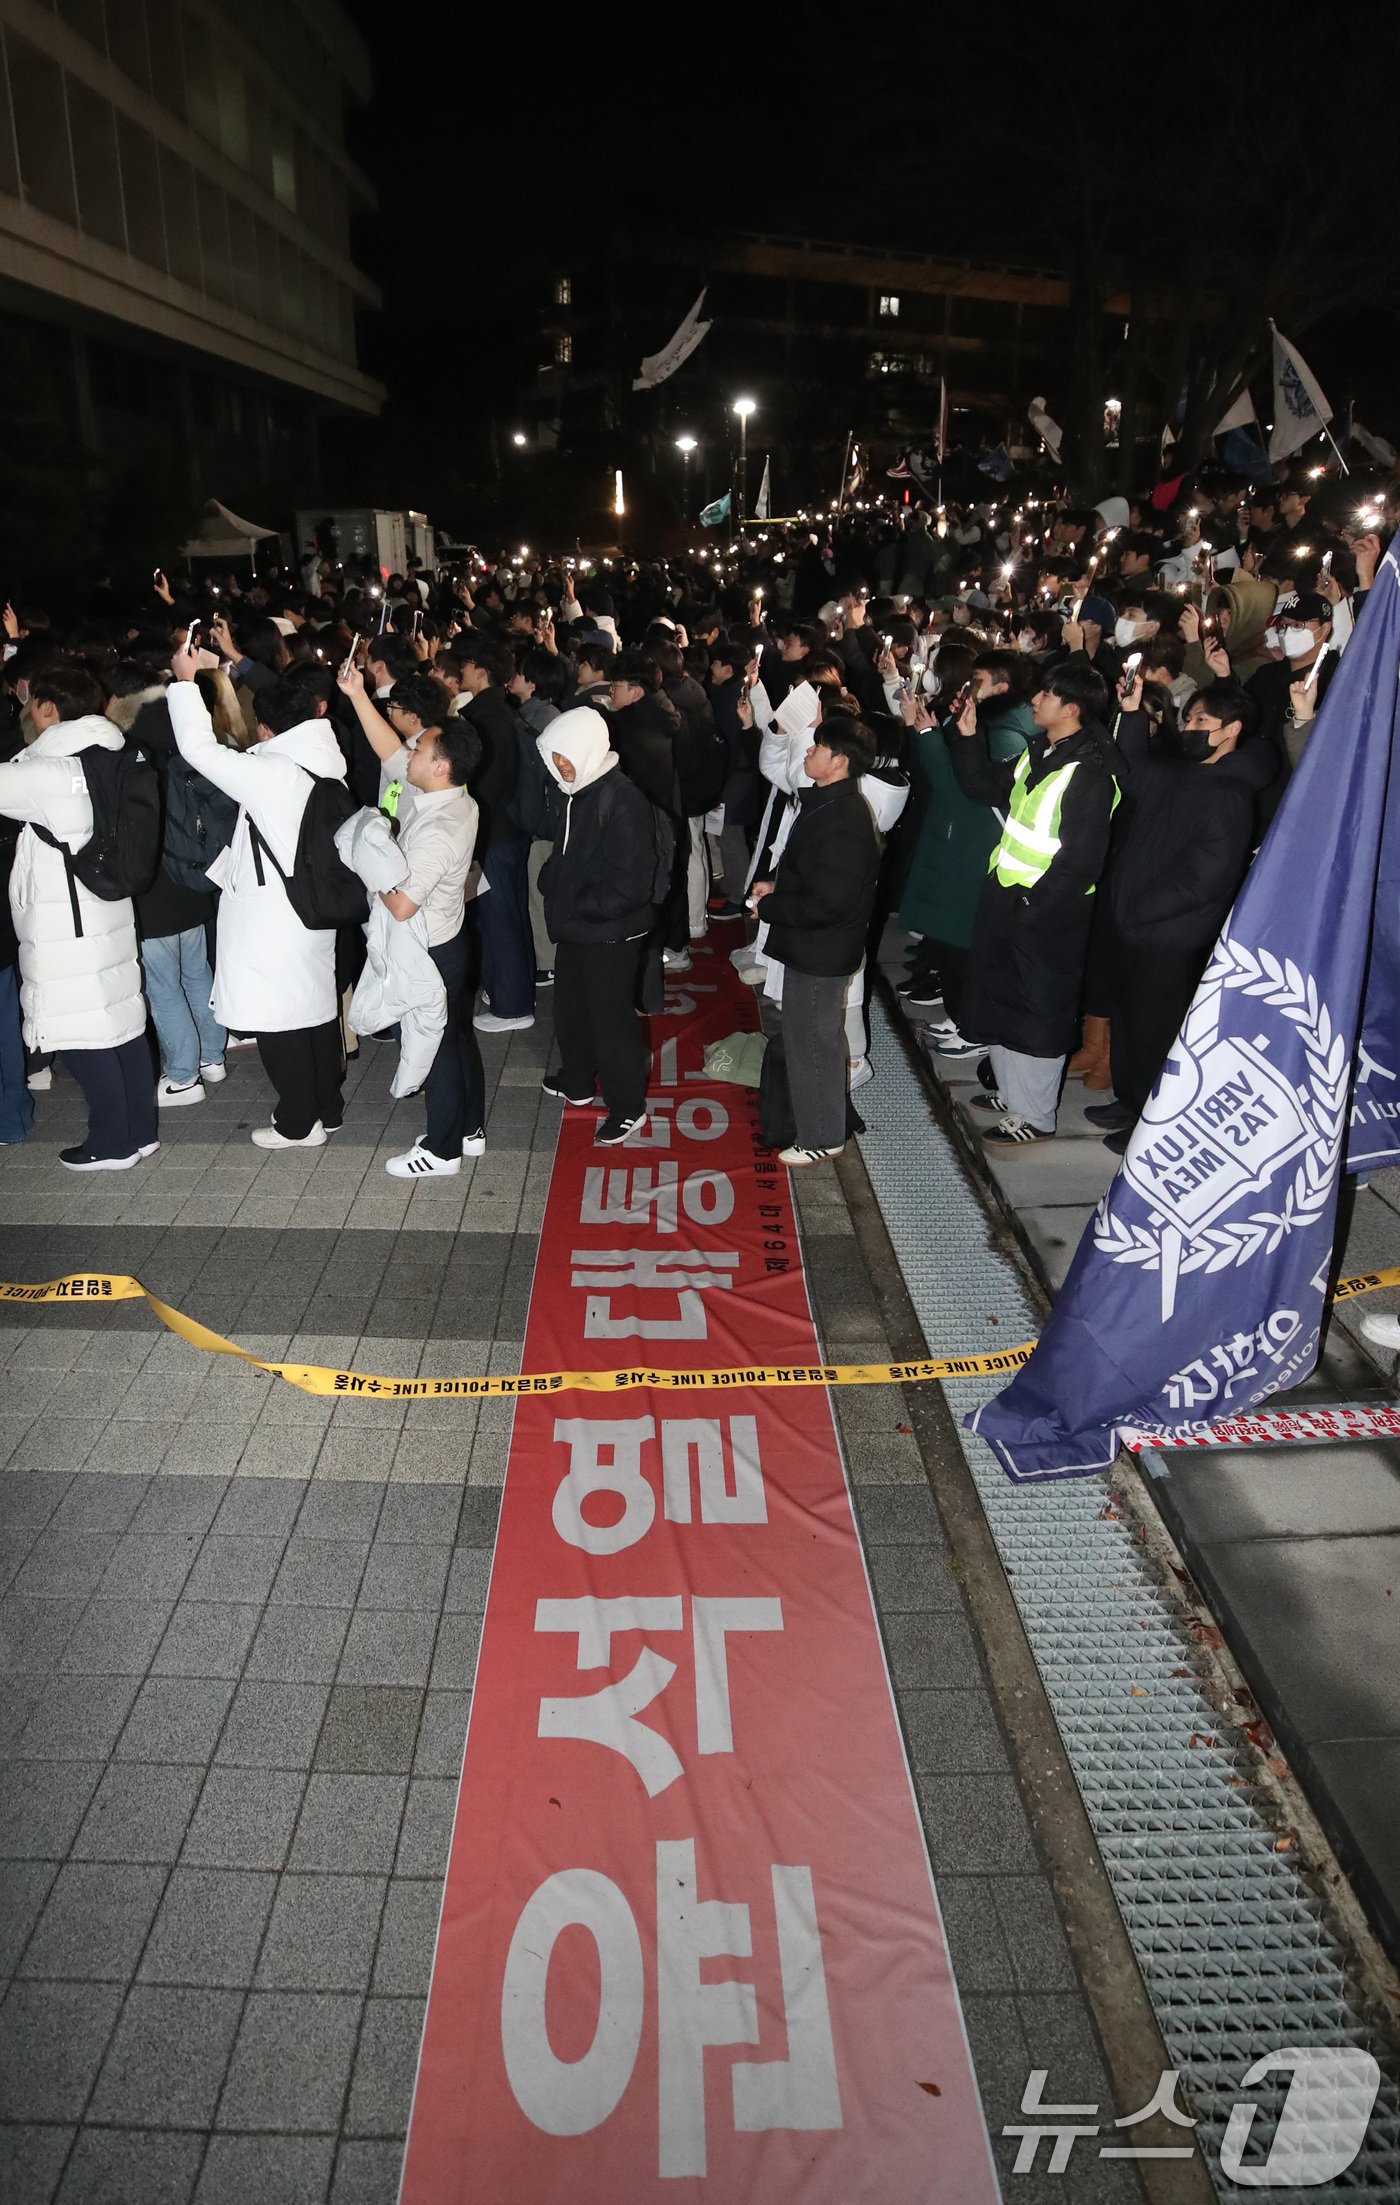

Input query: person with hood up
[0,659,156,1169]
[951,660,1120,1144]
[536,707,670,1147]
[1179,572,1278,690]
[168,650,349,1148]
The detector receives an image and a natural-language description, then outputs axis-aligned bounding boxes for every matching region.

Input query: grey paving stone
[854,1482,943,1544]
[956,1989,1031,2134]
[916,1769,1043,1876]
[210,1477,307,1538]
[344,1997,423,2139]
[315,1686,422,1774]
[1017,1990,1114,2102]
[993,1877,1079,1993]
[931,1874,1018,1993]
[290,1775,407,1875]
[411,1691,470,1778]
[377,1487,463,1544]
[443,1549,490,1612]
[426,1612,480,1691]
[13,1673,141,1761]
[329,2139,403,2205]
[394,1779,456,1879]
[881,1607,985,1691]
[0,2123,76,2205]
[336,1610,436,1688]
[0,1858,57,1976]
[49,1476,149,1534]
[257,1874,387,1992]
[183,1535,286,1605]
[245,1606,352,1685]
[55,2128,204,2204]
[59,1597,175,1677]
[97,1534,201,1603]
[117,1677,236,1764]
[89,1983,243,2127]
[151,1601,261,1679]
[372,1880,440,1997]
[271,1540,370,1607]
[182,1767,308,1871]
[0,1472,71,1530]
[139,1867,276,1988]
[0,1668,44,1754]
[294,1484,385,1541]
[10,1422,108,1477]
[0,1979,123,2118]
[355,1542,451,1612]
[19,1861,167,1983]
[73,1763,203,1865]
[215,1680,331,1769]
[218,1990,362,2132]
[0,1594,86,1673]
[868,1543,962,1613]
[128,1480,226,1537]
[13,1528,119,1601]
[194,2132,335,2205]
[899,1688,1014,1775]
[0,1761,103,1859]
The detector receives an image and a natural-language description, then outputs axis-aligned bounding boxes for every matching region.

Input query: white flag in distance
[632,290,712,391]
[1269,323,1332,461]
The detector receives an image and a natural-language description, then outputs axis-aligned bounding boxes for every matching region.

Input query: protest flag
[1269,322,1333,461]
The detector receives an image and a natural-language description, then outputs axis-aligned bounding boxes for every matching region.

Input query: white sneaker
[778,1144,844,1166]
[735,963,766,985]
[848,1056,873,1092]
[200,1060,227,1084]
[137,1140,161,1159]
[386,1141,461,1178]
[663,949,692,973]
[1360,1313,1400,1350]
[462,1130,486,1158]
[472,1010,535,1033]
[26,1065,52,1092]
[157,1076,205,1109]
[225,1035,259,1049]
[251,1121,327,1149]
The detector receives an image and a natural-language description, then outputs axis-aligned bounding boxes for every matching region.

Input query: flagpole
[1322,422,1351,478]
[835,428,853,515]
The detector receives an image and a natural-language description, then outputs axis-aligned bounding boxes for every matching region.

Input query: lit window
[554,275,572,306]
[555,331,572,365]
[879,293,900,318]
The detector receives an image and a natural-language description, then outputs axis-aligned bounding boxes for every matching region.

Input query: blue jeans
[142,927,226,1083]
[476,836,535,1019]
[0,964,32,1144]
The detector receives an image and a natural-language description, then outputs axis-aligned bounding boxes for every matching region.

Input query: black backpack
[161,752,240,893]
[671,700,729,816]
[33,740,161,937]
[647,801,676,907]
[246,768,369,929]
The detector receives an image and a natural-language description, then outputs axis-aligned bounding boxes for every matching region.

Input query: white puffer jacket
[0,717,146,1052]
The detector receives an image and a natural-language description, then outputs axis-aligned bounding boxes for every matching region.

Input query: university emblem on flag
[1093,937,1348,1320]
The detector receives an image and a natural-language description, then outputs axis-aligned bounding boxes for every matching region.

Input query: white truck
[294,508,435,582]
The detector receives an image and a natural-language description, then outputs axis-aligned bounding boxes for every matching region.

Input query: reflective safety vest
[989,750,1115,892]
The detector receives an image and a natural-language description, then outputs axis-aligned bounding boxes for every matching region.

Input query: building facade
[0,0,382,575]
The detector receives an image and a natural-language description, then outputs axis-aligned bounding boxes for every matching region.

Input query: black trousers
[928,939,970,1025]
[64,1035,157,1160]
[422,925,486,1161]
[257,1018,344,1139]
[553,938,648,1120]
[1110,940,1210,1120]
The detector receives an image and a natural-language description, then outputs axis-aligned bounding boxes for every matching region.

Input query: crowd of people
[0,447,1392,1174]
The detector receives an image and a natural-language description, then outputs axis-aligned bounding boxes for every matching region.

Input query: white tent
[180,498,280,560]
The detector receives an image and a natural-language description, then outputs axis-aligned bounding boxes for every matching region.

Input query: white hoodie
[536,705,619,851]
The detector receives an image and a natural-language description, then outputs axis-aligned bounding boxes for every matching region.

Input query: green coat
[899,699,1034,947]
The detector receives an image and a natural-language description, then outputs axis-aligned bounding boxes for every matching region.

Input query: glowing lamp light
[675,434,698,454]
[732,396,757,420]
[614,470,625,518]
[511,432,527,447]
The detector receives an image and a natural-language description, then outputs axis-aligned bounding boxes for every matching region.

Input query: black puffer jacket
[462,684,521,847]
[1109,711,1276,948]
[539,764,670,945]
[609,692,679,813]
[663,671,728,815]
[760,776,883,977]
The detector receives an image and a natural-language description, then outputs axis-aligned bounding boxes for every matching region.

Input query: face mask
[1113,617,1147,647]
[1282,626,1315,660]
[1179,723,1217,763]
[1016,632,1037,653]
[1264,626,1281,651]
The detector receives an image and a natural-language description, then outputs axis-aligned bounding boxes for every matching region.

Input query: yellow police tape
[4,1266,1400,1401]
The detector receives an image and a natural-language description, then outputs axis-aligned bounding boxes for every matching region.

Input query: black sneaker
[708,899,744,921]
[535,969,555,987]
[1084,1101,1132,1130]
[59,1145,141,1172]
[595,1112,647,1146]
[542,1073,597,1106]
[902,983,944,1007]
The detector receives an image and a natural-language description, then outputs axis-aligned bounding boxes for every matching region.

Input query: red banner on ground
[400,940,997,2203]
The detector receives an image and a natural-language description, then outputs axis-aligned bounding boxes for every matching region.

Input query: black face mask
[1179,723,1217,763]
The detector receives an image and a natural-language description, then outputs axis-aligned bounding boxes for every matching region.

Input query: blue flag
[699,490,731,529]
[971,551,1400,1481]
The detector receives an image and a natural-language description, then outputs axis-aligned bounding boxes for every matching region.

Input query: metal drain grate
[856,1002,1400,2202]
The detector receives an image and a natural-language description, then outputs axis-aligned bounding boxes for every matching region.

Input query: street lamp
[511,431,527,448]
[675,433,697,511]
[732,397,756,521]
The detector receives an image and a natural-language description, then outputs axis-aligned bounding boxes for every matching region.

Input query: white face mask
[1113,617,1147,647]
[1281,626,1316,660]
[1016,631,1037,653]
[1264,626,1281,651]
